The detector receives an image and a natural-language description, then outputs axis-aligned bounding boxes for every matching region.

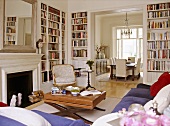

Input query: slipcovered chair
[115,59,130,81]
[129,58,141,79]
[128,57,136,63]
[52,64,76,88]
[107,58,116,77]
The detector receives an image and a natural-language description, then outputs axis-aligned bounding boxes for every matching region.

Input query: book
[80,90,101,96]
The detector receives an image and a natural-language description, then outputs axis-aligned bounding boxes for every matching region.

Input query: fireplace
[0,53,42,105]
[7,71,33,107]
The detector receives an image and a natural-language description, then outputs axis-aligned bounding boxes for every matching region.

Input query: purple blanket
[0,110,89,126]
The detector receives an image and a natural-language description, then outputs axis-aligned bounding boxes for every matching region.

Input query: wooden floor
[94,72,143,98]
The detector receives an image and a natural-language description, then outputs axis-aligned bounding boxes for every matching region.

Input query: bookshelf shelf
[147,2,170,72]
[40,3,66,83]
[5,16,17,45]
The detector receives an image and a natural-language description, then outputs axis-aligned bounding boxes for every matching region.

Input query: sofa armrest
[136,83,151,89]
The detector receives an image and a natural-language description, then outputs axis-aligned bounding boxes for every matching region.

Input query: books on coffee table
[80,90,101,96]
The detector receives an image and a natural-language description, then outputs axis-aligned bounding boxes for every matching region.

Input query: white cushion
[0,107,51,126]
[55,77,75,83]
[144,84,170,113]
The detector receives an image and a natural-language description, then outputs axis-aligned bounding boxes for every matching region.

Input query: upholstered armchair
[52,64,76,88]
[115,59,130,81]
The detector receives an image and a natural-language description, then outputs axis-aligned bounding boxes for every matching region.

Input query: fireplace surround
[0,53,42,105]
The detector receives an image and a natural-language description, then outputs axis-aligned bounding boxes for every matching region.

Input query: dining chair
[115,59,130,81]
[129,58,141,79]
[107,58,116,77]
[52,64,76,89]
[128,57,136,63]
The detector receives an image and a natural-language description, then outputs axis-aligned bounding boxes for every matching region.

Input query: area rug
[32,97,121,122]
[96,73,143,84]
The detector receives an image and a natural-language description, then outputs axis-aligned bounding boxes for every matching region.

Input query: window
[116,27,143,64]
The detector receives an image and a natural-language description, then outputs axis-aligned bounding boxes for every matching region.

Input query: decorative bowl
[128,103,145,112]
[71,91,79,96]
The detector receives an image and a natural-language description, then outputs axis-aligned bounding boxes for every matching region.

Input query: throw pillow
[0,107,51,126]
[144,84,170,113]
[0,102,8,107]
[150,72,170,96]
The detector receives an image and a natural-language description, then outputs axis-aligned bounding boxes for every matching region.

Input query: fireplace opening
[7,71,33,108]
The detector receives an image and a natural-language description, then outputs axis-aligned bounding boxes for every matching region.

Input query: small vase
[96,53,100,59]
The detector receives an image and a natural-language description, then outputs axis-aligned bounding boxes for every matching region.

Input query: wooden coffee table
[44,90,106,124]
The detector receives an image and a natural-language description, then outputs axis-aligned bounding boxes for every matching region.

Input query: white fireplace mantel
[0,53,43,103]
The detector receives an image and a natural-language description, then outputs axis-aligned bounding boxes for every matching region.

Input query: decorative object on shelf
[95,45,107,59]
[86,60,94,70]
[36,39,43,49]
[121,12,132,36]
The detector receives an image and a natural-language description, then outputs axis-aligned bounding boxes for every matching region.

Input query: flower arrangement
[119,110,170,126]
[86,60,94,70]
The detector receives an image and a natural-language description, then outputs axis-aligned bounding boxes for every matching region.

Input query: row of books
[41,10,47,19]
[147,50,170,59]
[62,24,65,30]
[41,3,47,11]
[48,44,59,50]
[41,35,46,42]
[148,10,170,19]
[147,40,170,49]
[7,17,16,22]
[6,35,15,41]
[41,18,46,26]
[71,18,87,25]
[48,21,59,29]
[72,24,87,31]
[7,22,15,26]
[49,61,58,70]
[48,29,60,36]
[48,36,59,43]
[72,12,87,18]
[5,41,15,45]
[147,3,170,11]
[49,52,59,59]
[148,20,169,29]
[73,49,87,57]
[48,14,60,23]
[72,40,87,47]
[147,32,170,40]
[72,32,87,39]
[147,60,170,71]
[41,26,46,34]
[62,12,65,18]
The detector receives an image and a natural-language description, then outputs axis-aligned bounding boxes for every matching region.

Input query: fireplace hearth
[7,71,33,107]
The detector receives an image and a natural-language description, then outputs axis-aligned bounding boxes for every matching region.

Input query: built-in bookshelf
[40,3,66,82]
[5,16,17,45]
[147,2,170,72]
[71,12,88,59]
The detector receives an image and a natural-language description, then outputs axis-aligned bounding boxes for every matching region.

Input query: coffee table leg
[45,102,93,124]
[94,107,105,111]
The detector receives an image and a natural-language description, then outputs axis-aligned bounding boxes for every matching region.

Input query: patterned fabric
[53,65,76,86]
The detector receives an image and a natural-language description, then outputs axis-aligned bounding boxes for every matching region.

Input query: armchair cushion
[55,77,75,83]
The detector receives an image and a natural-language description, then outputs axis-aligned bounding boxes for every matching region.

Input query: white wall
[5,0,32,17]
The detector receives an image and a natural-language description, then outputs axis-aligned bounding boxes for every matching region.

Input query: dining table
[110,63,136,81]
